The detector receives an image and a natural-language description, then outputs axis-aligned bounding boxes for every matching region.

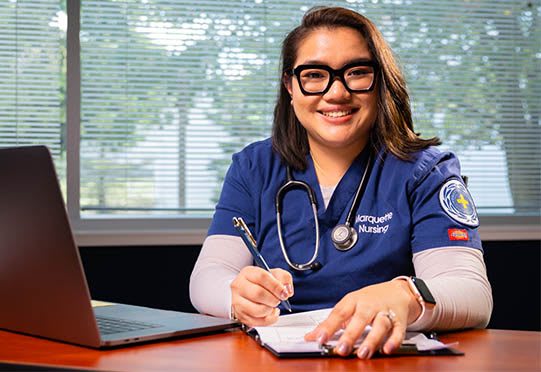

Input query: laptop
[0,145,238,348]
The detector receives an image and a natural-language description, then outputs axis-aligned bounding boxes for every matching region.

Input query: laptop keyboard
[96,315,161,335]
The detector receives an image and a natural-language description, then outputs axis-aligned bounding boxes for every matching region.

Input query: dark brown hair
[272,6,440,170]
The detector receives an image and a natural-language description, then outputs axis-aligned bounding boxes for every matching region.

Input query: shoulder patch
[439,179,479,227]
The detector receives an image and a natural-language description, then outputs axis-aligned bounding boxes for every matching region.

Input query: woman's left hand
[304,280,421,359]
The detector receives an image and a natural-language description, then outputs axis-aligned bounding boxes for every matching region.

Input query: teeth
[322,110,352,118]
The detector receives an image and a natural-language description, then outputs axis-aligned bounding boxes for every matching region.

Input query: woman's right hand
[230,266,293,326]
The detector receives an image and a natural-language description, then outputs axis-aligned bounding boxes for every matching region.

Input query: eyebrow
[298,57,374,67]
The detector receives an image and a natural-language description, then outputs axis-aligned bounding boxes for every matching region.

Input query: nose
[324,77,351,100]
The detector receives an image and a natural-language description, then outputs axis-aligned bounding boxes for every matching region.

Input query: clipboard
[243,325,464,358]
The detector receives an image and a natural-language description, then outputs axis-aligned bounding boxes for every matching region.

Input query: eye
[300,70,327,79]
[347,68,371,77]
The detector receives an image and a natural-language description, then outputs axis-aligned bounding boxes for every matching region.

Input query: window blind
[0,0,66,186]
[80,0,540,217]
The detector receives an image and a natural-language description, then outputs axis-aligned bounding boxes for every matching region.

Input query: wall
[80,240,540,331]
[482,240,540,331]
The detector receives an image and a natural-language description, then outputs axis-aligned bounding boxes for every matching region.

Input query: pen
[232,217,293,312]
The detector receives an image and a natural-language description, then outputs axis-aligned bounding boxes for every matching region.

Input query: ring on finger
[377,309,397,326]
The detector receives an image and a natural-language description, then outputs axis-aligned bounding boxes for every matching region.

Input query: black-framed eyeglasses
[289,61,378,95]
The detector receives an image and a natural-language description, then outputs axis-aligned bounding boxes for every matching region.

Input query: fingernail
[336,342,351,355]
[384,341,394,354]
[285,283,293,296]
[358,346,369,359]
[279,289,288,300]
[316,331,328,345]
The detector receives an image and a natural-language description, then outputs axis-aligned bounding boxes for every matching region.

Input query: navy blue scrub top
[208,139,482,313]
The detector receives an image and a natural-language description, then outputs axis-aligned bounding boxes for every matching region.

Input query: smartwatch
[393,276,436,321]
[410,276,436,307]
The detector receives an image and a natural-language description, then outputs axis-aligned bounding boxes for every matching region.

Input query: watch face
[411,277,436,305]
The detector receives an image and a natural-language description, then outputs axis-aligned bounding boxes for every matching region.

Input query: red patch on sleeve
[448,228,469,241]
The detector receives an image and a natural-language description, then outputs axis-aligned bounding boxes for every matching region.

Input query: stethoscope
[275,153,373,272]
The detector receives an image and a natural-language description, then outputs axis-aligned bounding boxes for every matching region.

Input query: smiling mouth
[320,109,358,118]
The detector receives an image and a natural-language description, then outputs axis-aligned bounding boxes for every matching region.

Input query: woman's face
[286,27,378,155]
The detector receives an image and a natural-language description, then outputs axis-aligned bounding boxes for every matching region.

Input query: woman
[190,6,492,359]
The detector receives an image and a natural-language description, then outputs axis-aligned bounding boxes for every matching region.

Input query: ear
[283,73,293,96]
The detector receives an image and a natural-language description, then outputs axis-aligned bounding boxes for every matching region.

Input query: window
[2,0,540,244]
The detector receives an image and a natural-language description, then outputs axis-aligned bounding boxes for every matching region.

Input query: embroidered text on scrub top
[355,212,393,234]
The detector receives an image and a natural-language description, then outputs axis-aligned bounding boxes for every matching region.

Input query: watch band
[393,276,436,322]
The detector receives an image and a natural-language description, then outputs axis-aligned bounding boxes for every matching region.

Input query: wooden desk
[0,328,539,371]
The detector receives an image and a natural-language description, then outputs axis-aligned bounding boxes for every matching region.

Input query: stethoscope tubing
[276,202,320,271]
[275,168,321,271]
[344,153,373,228]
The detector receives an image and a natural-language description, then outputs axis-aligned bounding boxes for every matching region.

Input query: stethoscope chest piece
[331,224,358,251]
